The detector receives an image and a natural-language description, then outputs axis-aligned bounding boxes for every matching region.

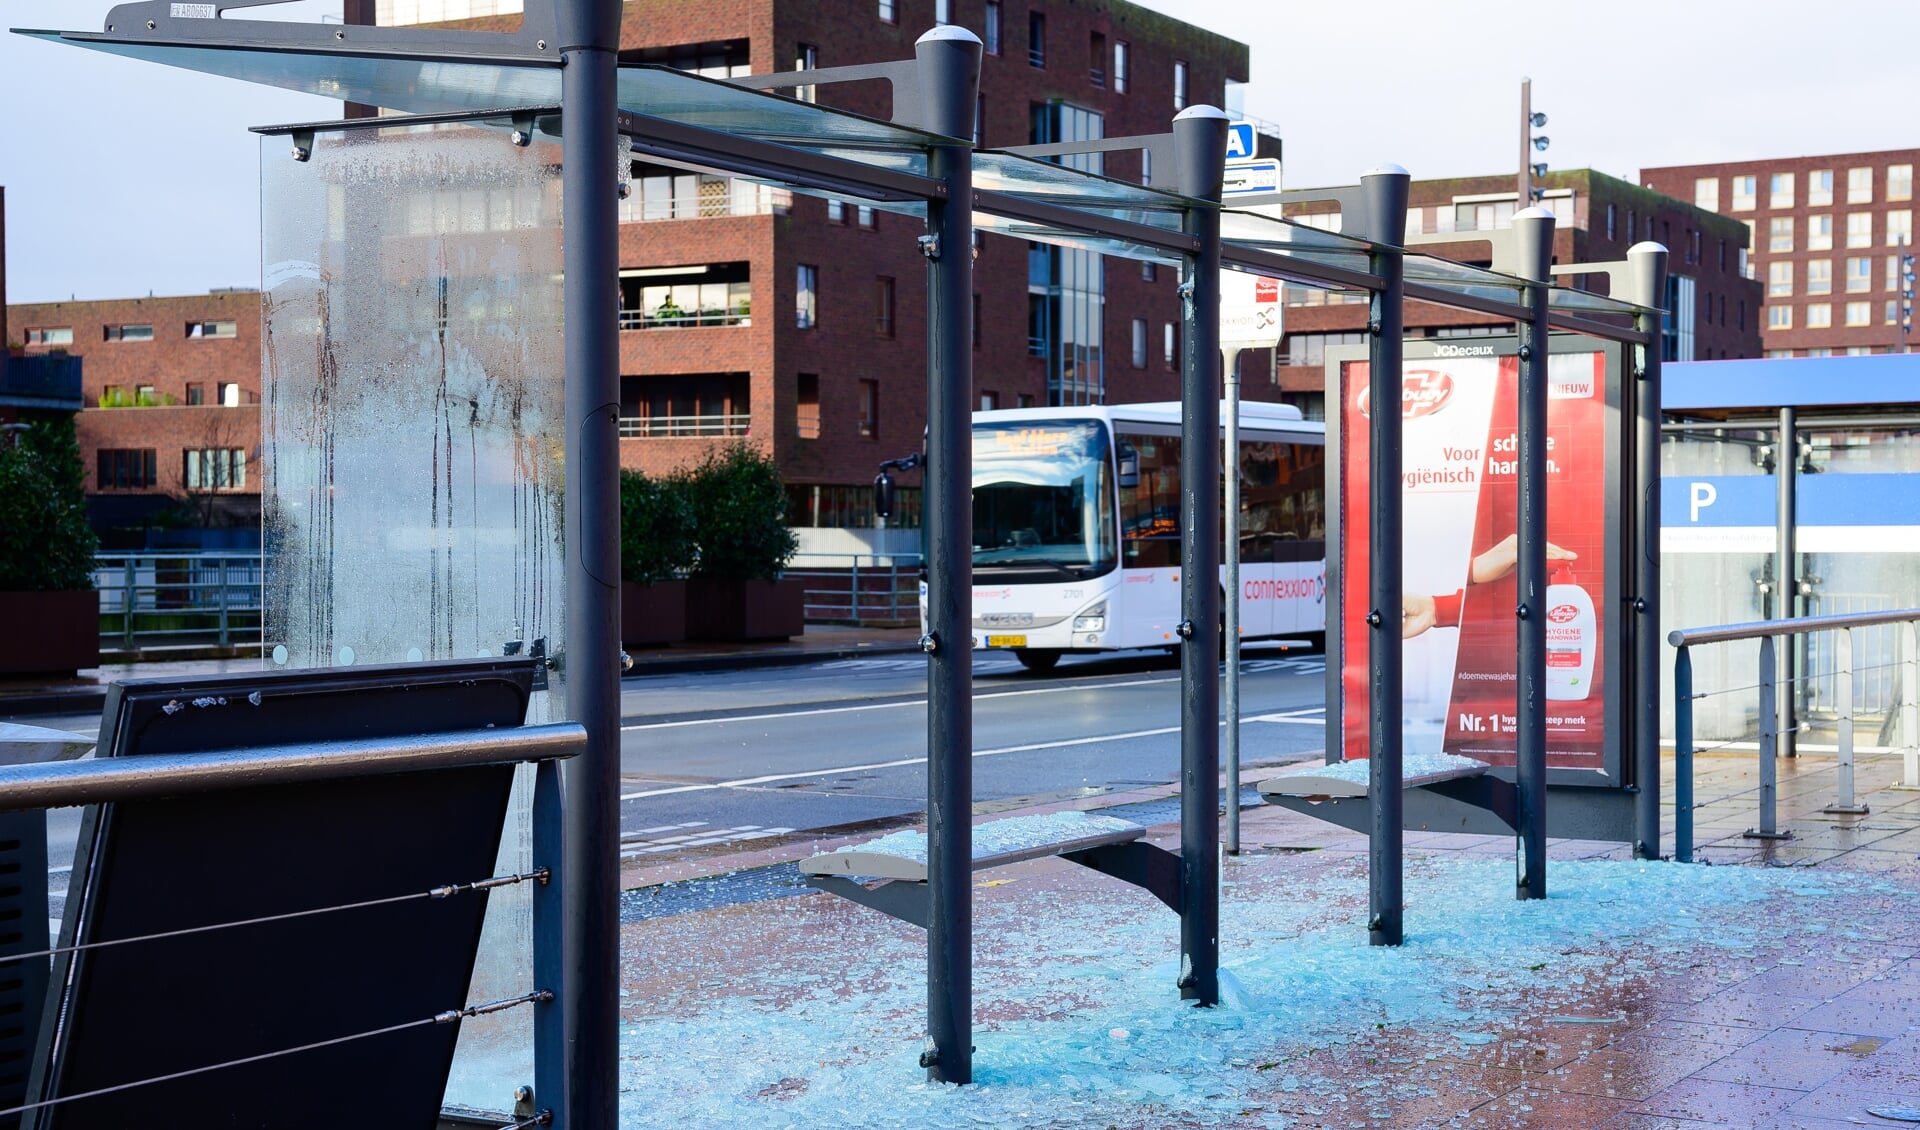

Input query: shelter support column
[1362,167,1410,946]
[917,26,983,1086]
[1512,206,1555,901]
[1174,105,1228,1006]
[558,0,625,1125]
[1627,242,1668,860]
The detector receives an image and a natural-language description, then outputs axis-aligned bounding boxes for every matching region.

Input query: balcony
[0,352,84,411]
[619,372,749,439]
[617,413,750,438]
[618,308,750,331]
[618,265,750,332]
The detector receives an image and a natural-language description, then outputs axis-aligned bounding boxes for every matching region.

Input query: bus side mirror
[1117,445,1140,489]
[874,470,896,521]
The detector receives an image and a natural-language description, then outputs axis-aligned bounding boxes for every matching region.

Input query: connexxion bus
[933,401,1328,671]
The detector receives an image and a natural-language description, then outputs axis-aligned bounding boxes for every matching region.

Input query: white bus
[938,401,1328,671]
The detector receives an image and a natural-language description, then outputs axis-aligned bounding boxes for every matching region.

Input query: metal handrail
[0,723,584,813]
[1669,608,1920,861]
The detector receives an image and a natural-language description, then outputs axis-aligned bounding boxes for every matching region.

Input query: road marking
[619,823,795,857]
[619,720,1256,801]
[1246,706,1327,725]
[621,675,1181,732]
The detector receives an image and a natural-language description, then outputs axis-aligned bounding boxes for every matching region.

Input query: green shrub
[683,445,797,581]
[619,469,697,585]
[0,417,97,591]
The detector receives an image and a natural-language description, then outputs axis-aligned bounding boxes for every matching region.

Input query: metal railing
[616,413,750,438]
[93,552,263,649]
[1670,608,1920,862]
[616,309,750,331]
[787,553,922,626]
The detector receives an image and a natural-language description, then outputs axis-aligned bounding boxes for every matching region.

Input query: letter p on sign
[1690,481,1718,522]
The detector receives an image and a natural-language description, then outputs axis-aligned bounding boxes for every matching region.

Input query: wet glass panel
[260,122,566,1112]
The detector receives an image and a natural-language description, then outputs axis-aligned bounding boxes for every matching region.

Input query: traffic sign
[1223,159,1281,197]
[1225,122,1258,163]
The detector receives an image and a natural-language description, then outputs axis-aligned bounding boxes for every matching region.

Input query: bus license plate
[986,634,1027,648]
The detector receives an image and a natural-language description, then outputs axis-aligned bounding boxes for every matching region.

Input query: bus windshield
[971,420,1117,579]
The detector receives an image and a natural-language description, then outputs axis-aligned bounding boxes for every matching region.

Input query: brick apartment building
[1271,169,1763,419]
[370,0,1261,528]
[1643,149,1920,358]
[7,291,263,535]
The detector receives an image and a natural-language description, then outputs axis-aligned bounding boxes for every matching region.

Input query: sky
[2,0,1917,305]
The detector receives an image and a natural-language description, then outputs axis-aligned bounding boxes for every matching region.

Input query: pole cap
[915,24,982,46]
[1513,206,1556,221]
[1627,241,1669,256]
[1363,163,1410,178]
[1173,104,1231,122]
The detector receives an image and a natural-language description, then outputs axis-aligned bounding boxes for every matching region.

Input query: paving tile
[1690,1027,1891,1092]
[1783,1084,1920,1122]
[1661,989,1825,1030]
[1592,1115,1737,1130]
[1547,1037,1730,1101]
[1785,988,1920,1038]
[1464,1080,1628,1128]
[1631,1076,1804,1123]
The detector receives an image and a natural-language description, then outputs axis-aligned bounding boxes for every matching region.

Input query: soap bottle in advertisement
[1544,562,1596,701]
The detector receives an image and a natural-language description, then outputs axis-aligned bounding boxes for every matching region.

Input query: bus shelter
[21,1,1664,1123]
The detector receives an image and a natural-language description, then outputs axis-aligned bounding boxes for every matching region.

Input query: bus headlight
[1072,600,1108,633]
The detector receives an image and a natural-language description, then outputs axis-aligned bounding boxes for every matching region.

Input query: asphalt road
[6,643,1331,904]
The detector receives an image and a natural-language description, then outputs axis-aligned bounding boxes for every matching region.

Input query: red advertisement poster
[1340,349,1609,772]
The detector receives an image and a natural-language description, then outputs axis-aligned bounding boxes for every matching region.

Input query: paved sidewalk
[0,624,921,715]
[611,749,1920,1129]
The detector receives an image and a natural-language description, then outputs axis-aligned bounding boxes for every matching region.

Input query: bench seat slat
[1258,754,1489,800]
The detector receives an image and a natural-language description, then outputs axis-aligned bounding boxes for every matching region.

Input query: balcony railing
[0,352,84,408]
[618,309,751,331]
[618,413,750,438]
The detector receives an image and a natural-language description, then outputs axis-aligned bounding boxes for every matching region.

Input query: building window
[1806,303,1833,329]
[874,276,896,337]
[794,43,817,103]
[1140,146,1152,186]
[99,385,124,407]
[1605,203,1616,239]
[1807,347,1834,357]
[1130,318,1147,368]
[186,320,237,339]
[1887,210,1912,247]
[1768,261,1794,297]
[1089,32,1106,86]
[1626,209,1637,242]
[96,449,157,489]
[1806,259,1832,295]
[185,448,247,491]
[23,327,72,346]
[877,0,895,23]
[1694,177,1718,212]
[1848,213,1874,248]
[618,263,753,330]
[984,1,1001,55]
[1890,300,1902,325]
[1808,214,1833,251]
[972,293,982,348]
[1731,176,1757,211]
[1142,261,1157,282]
[796,264,818,329]
[104,323,153,342]
[1846,301,1872,326]
[1847,346,1875,356]
[858,379,879,439]
[217,382,243,407]
[1163,321,1178,367]
[1849,167,1874,204]
[975,92,984,146]
[796,373,820,439]
[1173,61,1188,110]
[857,204,877,229]
[980,392,999,410]
[1719,238,1727,271]
[1113,41,1129,93]
[1770,172,1794,209]
[621,171,791,224]
[934,0,950,23]
[185,384,205,406]
[1768,217,1794,253]
[1768,305,1793,330]
[1891,164,1914,203]
[827,199,846,223]
[1027,11,1045,67]
[1848,257,1873,292]
[1808,170,1834,207]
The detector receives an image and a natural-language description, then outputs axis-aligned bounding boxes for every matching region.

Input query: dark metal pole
[1174,105,1228,1007]
[1362,166,1410,947]
[1512,206,1555,901]
[915,25,982,1086]
[1627,242,1668,861]
[558,0,623,1125]
[1672,645,1693,862]
[1777,404,1798,760]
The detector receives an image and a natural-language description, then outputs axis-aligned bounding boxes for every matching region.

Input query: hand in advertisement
[1401,592,1436,639]
[1468,533,1576,585]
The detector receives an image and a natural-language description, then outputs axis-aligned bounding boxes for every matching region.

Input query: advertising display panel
[1331,336,1624,782]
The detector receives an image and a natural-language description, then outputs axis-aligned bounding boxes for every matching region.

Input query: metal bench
[801,811,1181,928]
[1259,754,1522,836]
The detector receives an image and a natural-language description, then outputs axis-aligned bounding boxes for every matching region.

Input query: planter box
[620,580,687,648]
[685,577,805,642]
[0,590,99,676]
